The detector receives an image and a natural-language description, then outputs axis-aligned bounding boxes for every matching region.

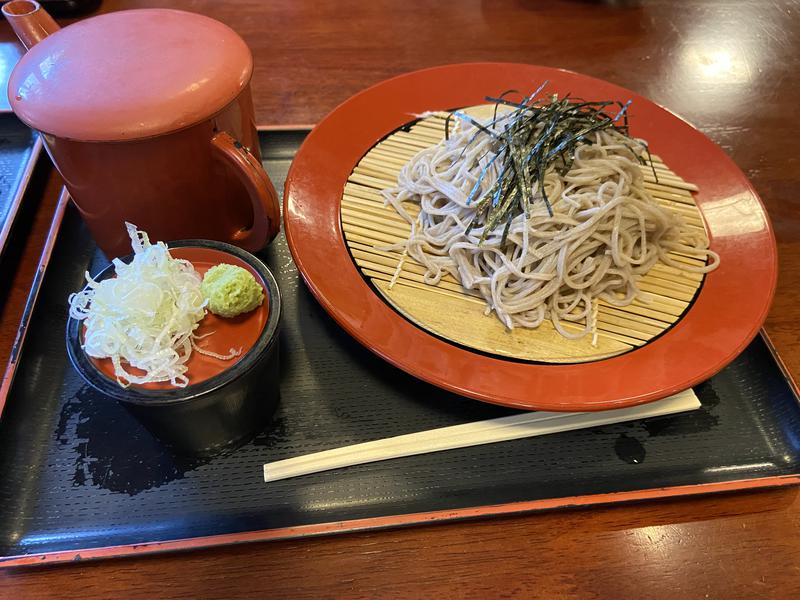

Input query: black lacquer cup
[66,240,282,456]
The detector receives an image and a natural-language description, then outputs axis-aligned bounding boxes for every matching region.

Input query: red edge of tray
[283,62,778,412]
[0,136,43,256]
[0,187,70,417]
[2,473,799,568]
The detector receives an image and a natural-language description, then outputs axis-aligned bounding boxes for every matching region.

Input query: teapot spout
[2,1,60,50]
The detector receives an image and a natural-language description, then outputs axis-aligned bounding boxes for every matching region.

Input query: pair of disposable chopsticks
[263,389,700,482]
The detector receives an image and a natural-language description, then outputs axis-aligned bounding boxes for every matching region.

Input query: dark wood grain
[1,0,800,597]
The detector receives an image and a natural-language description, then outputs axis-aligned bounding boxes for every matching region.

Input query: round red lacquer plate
[284,63,777,411]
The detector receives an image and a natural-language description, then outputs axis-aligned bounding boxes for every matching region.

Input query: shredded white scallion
[68,223,240,387]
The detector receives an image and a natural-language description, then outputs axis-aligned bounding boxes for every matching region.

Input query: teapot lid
[8,9,253,142]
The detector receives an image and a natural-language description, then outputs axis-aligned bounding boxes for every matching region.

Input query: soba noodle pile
[381,110,719,340]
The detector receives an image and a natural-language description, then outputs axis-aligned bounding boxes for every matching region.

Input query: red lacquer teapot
[2,0,280,256]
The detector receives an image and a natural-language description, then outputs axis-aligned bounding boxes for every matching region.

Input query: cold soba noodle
[382,94,719,341]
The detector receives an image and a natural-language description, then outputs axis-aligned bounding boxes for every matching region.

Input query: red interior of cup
[88,246,269,390]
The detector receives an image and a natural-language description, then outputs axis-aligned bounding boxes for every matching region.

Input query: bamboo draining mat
[341,106,709,363]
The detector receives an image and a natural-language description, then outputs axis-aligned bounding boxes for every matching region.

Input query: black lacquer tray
[0,114,41,257]
[1,130,799,567]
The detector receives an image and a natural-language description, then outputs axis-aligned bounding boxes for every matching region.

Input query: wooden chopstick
[263,389,700,482]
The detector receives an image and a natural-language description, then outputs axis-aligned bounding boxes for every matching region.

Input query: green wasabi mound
[201,263,264,318]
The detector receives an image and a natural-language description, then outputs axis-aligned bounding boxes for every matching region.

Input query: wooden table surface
[2,0,800,597]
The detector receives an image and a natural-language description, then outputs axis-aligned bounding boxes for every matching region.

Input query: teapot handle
[210,131,280,251]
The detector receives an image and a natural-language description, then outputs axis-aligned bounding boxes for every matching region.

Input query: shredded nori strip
[449,84,655,243]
